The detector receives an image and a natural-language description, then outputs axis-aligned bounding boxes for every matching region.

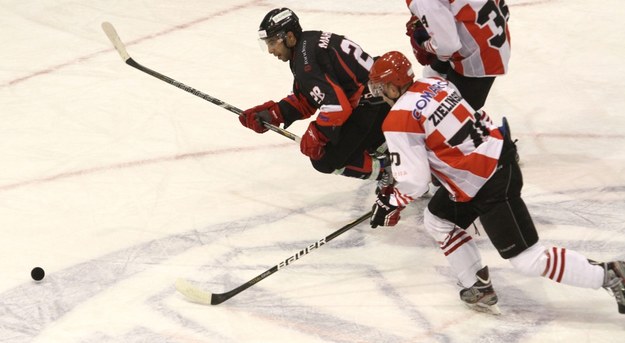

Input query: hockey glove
[406,16,436,66]
[300,121,329,160]
[370,187,402,228]
[405,15,430,45]
[239,100,284,134]
[411,39,436,66]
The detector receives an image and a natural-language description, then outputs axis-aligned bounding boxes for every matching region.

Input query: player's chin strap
[101,22,300,143]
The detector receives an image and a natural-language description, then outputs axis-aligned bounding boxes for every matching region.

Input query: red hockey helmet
[368,51,414,96]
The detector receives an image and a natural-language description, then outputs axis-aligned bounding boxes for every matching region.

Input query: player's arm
[409,0,461,61]
[370,129,430,228]
[296,73,354,159]
[277,92,317,128]
[384,130,431,207]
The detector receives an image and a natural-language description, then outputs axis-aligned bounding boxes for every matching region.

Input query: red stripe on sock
[542,251,550,277]
[444,236,472,256]
[440,230,466,249]
[549,247,559,280]
[556,248,566,283]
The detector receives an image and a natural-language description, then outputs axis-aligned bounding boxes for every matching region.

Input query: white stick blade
[175,278,213,305]
[101,21,131,61]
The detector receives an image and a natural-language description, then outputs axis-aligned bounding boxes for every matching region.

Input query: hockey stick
[100,22,300,143]
[175,210,372,305]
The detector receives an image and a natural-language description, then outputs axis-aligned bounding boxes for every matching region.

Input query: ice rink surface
[1,0,625,342]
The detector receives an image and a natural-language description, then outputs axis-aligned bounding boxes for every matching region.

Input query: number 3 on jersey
[477,0,510,48]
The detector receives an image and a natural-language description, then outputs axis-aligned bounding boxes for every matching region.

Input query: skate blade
[465,302,502,315]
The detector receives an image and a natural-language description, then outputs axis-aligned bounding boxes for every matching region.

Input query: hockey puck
[31,267,45,281]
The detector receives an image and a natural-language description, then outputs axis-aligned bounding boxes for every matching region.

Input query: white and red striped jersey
[383,77,504,205]
[406,0,511,77]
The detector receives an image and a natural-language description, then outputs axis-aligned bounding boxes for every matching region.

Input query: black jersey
[277,31,375,130]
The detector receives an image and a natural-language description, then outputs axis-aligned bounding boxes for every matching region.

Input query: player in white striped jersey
[367,51,625,315]
[405,0,511,111]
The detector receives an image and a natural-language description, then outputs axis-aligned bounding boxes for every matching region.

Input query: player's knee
[508,243,548,277]
[310,159,334,174]
[423,208,456,242]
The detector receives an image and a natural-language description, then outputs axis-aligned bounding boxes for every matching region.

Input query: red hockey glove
[370,186,402,228]
[239,100,283,134]
[410,38,436,66]
[406,16,436,66]
[405,15,419,37]
[300,122,329,160]
[406,16,430,43]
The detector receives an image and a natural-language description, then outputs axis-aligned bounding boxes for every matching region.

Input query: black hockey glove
[370,187,402,228]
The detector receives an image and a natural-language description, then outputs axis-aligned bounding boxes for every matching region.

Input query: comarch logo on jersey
[412,80,448,119]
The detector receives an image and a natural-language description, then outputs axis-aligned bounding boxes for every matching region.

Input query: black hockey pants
[310,100,390,178]
[427,127,539,259]
[446,68,496,112]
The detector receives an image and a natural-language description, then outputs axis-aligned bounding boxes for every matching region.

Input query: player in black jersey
[239,8,390,182]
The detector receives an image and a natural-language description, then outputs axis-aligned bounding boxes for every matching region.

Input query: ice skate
[459,266,501,315]
[600,261,625,314]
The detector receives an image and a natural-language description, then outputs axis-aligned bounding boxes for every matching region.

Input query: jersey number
[477,0,510,48]
[447,114,489,148]
[340,39,374,70]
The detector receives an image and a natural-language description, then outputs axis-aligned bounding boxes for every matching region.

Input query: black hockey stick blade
[100,22,300,142]
[175,210,372,305]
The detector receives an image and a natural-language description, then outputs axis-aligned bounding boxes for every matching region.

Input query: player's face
[383,84,403,106]
[265,36,292,62]
[368,80,385,98]
[369,80,399,106]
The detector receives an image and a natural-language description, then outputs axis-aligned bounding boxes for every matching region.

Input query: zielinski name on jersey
[428,91,462,127]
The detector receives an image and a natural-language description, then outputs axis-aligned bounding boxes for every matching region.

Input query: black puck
[31,267,45,281]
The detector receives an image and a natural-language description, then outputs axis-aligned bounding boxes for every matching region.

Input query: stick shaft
[174,211,372,305]
[101,22,300,142]
[210,210,372,304]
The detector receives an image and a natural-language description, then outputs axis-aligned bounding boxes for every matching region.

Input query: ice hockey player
[404,0,511,111]
[239,8,391,184]
[367,50,625,315]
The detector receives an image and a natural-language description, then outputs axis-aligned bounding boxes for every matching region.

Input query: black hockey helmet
[258,8,302,41]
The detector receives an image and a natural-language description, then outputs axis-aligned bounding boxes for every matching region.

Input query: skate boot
[459,266,501,315]
[601,261,625,314]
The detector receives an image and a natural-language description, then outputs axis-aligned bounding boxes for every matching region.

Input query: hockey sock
[425,209,482,287]
[543,246,604,289]
[510,243,604,289]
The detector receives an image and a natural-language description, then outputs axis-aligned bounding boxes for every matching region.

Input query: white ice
[1,0,625,342]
